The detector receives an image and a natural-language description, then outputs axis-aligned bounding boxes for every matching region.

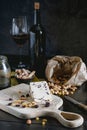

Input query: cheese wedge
[29,81,52,103]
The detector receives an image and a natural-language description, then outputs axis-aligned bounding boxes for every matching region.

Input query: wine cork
[34,2,40,9]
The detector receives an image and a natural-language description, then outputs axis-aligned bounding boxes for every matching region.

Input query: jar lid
[0,55,8,61]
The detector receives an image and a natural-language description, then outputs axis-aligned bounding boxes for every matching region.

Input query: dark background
[0,0,87,63]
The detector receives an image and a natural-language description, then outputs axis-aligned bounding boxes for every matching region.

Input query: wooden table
[0,79,87,130]
[0,55,87,130]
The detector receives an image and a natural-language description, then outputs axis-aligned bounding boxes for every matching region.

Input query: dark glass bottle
[29,2,46,78]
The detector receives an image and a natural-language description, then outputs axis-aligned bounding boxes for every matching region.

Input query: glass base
[18,61,26,69]
[11,62,29,70]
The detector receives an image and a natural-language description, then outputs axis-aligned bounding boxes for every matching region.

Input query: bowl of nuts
[15,68,35,84]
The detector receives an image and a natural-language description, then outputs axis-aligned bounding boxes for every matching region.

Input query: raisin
[15,104,20,107]
[45,102,50,107]
[21,95,25,97]
[33,105,39,108]
[7,103,12,106]
[26,93,30,97]
[8,98,13,101]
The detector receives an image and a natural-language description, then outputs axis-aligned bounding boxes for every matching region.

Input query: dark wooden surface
[0,84,87,130]
[0,89,87,130]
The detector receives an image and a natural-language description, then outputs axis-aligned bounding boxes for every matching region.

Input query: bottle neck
[34,9,41,25]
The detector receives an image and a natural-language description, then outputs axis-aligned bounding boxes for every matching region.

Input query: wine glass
[10,16,29,69]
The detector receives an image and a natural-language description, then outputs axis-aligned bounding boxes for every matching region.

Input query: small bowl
[15,69,35,84]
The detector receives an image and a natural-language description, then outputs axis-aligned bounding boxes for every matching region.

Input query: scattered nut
[42,119,47,122]
[42,121,46,126]
[36,117,40,121]
[26,119,32,125]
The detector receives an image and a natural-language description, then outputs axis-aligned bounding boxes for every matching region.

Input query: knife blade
[64,96,87,111]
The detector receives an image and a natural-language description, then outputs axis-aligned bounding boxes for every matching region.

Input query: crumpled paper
[45,55,87,86]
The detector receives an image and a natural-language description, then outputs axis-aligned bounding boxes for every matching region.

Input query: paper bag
[45,55,87,86]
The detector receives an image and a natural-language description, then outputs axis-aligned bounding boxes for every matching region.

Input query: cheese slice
[29,81,52,103]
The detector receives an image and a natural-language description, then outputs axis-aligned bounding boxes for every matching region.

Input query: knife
[64,96,87,111]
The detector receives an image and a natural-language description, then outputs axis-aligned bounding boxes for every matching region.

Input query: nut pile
[8,99,38,108]
[7,92,38,108]
[7,91,35,108]
[7,91,51,108]
[51,74,71,85]
[48,81,77,96]
[15,69,35,80]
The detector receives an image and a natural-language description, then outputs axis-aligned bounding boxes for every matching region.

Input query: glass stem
[18,46,23,67]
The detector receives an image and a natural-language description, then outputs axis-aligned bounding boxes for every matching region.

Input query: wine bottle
[29,2,46,78]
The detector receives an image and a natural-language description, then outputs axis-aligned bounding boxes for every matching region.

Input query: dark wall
[0,0,87,62]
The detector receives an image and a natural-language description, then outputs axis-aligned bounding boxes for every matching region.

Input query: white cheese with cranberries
[29,81,52,103]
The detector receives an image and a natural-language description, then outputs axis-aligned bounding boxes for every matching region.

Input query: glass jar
[0,55,11,89]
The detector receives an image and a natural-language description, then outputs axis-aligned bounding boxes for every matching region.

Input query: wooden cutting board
[0,83,84,128]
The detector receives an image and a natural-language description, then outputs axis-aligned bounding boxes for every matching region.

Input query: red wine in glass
[10,16,29,69]
[11,34,29,46]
